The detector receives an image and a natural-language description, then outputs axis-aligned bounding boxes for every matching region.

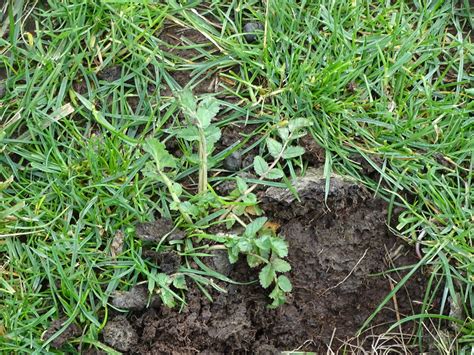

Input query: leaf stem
[198,128,208,194]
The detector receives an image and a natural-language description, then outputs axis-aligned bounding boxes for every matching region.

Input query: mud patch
[105,169,430,353]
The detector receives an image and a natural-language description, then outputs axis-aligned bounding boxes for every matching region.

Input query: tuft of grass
[1,0,473,353]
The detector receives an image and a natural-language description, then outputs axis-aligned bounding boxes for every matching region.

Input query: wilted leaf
[263,221,281,233]
[110,230,124,259]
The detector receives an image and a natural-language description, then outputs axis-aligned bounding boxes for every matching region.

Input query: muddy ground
[98,169,433,354]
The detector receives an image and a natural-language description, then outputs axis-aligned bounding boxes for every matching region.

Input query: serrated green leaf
[245,217,268,237]
[237,238,253,253]
[277,275,292,292]
[282,145,305,159]
[288,118,312,132]
[255,235,272,251]
[205,125,221,146]
[236,176,248,193]
[228,245,240,264]
[243,192,257,204]
[177,89,197,116]
[271,237,288,258]
[265,168,284,180]
[253,155,269,177]
[277,128,289,141]
[268,286,286,308]
[171,182,183,197]
[272,258,291,272]
[144,138,176,170]
[247,254,263,268]
[175,126,199,141]
[259,264,275,289]
[179,201,200,217]
[196,97,220,129]
[160,288,176,308]
[156,272,171,286]
[267,137,283,158]
[172,274,187,290]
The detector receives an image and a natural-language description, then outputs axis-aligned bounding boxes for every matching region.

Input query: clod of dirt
[97,65,122,82]
[135,219,174,242]
[142,249,181,274]
[102,316,138,352]
[111,285,160,311]
[0,82,5,98]
[243,22,264,43]
[223,151,242,171]
[43,317,81,349]
[111,168,429,353]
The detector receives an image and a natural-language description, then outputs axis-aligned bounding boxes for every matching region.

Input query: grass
[1,0,473,353]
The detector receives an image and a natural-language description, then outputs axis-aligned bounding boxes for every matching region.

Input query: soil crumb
[106,168,430,353]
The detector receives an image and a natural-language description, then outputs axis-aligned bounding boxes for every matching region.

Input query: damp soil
[102,169,433,354]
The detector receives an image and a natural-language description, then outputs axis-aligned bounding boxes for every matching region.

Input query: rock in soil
[243,22,264,43]
[223,151,242,171]
[0,82,5,98]
[108,168,431,353]
[102,316,138,352]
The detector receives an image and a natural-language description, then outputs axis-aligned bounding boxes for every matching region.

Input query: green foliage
[224,217,292,308]
[176,90,222,193]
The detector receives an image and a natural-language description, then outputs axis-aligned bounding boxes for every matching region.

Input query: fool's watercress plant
[225,216,292,308]
[143,90,296,309]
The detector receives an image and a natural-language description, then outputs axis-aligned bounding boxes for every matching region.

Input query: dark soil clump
[106,168,430,353]
[43,317,81,349]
